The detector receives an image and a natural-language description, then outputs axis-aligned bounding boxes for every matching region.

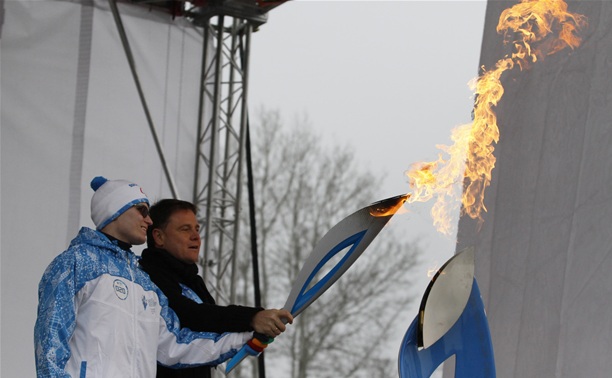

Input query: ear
[152,228,164,248]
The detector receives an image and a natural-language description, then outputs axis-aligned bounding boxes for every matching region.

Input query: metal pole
[208,16,225,285]
[108,0,178,198]
[194,16,214,281]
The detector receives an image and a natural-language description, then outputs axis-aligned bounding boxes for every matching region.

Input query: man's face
[105,203,152,245]
[153,209,201,264]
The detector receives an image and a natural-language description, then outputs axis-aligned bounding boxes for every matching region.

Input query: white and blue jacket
[34,227,250,377]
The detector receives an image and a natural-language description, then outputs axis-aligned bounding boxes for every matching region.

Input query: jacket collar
[141,247,199,277]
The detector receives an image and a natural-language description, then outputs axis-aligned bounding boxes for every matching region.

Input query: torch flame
[406,0,586,234]
[369,194,410,218]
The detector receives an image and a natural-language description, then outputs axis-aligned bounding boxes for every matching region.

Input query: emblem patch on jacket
[113,279,129,300]
[142,295,158,314]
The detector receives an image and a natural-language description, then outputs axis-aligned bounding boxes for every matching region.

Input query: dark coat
[140,247,261,378]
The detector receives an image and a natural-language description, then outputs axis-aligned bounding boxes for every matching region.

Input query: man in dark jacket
[139,199,293,377]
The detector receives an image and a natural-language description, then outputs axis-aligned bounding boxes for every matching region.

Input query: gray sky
[248,0,487,361]
[1,1,487,375]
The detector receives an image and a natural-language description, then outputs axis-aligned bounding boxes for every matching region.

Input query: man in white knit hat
[34,176,251,378]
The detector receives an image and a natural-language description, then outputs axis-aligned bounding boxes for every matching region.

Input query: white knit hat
[90,176,149,230]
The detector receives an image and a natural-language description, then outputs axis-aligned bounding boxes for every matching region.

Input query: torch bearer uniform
[34,227,251,378]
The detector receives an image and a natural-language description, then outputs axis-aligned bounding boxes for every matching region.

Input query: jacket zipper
[127,253,137,378]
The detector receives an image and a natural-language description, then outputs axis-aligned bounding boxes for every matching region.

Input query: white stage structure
[1,0,283,375]
[452,1,612,376]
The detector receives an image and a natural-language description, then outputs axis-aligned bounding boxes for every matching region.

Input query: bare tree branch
[233,108,421,378]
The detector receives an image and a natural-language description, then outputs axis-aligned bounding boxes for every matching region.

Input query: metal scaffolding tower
[186,1,279,306]
[121,0,286,306]
[192,14,254,305]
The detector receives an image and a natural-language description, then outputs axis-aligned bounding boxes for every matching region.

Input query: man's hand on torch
[251,309,294,338]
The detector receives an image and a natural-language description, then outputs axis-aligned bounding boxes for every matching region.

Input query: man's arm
[166,286,291,338]
[155,289,253,368]
[34,253,77,378]
[145,266,292,337]
[143,265,259,331]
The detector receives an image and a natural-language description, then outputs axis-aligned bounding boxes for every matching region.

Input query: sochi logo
[113,279,129,300]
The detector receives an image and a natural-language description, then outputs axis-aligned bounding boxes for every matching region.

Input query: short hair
[146,199,198,248]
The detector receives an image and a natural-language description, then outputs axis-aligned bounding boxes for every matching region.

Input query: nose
[144,215,153,226]
[191,229,200,240]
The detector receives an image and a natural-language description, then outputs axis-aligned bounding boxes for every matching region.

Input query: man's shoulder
[139,249,177,275]
[68,227,106,246]
[61,228,110,260]
[46,228,129,278]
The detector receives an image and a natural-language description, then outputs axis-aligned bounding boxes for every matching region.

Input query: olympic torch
[224,194,409,374]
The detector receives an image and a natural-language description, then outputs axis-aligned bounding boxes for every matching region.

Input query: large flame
[406,0,586,234]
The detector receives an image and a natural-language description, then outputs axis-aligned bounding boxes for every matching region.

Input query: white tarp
[452,1,612,376]
[1,1,208,375]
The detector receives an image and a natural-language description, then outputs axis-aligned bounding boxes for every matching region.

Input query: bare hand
[251,309,294,338]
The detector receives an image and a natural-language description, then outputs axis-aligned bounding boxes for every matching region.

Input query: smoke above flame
[405,0,587,235]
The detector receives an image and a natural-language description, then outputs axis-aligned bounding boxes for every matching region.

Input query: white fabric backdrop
[1,1,208,375]
[452,1,612,376]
